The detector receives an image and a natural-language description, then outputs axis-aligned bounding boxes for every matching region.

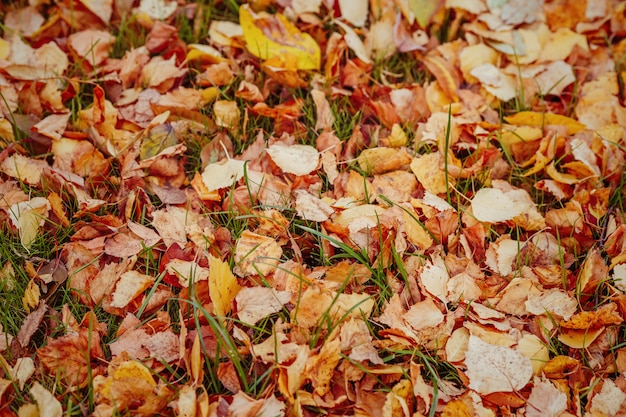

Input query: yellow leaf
[545,162,581,185]
[190,332,204,385]
[409,0,444,29]
[499,126,542,156]
[208,254,241,320]
[239,4,320,70]
[22,279,40,313]
[558,327,604,349]
[441,399,472,417]
[186,43,225,64]
[504,111,586,135]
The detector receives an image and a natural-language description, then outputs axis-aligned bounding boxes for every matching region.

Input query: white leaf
[525,378,567,417]
[335,21,371,63]
[8,197,51,249]
[294,190,334,222]
[469,63,517,101]
[266,144,319,176]
[470,187,526,222]
[201,159,247,191]
[136,0,177,19]
[589,379,626,417]
[525,289,578,321]
[465,335,533,395]
[338,0,368,27]
[29,382,62,417]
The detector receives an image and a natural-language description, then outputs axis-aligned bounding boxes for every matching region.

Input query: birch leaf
[465,335,533,395]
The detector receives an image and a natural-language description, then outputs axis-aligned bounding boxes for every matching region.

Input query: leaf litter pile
[2,0,626,415]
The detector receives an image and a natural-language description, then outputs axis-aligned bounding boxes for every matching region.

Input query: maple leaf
[38,327,105,388]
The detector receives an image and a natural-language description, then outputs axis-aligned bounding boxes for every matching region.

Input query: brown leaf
[17,302,46,348]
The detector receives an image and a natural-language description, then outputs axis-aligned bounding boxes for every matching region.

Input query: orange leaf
[423,55,459,102]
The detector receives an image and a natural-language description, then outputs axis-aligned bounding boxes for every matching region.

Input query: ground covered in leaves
[1,0,626,416]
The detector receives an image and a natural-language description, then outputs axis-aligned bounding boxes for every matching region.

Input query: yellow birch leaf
[504,111,586,135]
[208,254,241,321]
[239,4,320,70]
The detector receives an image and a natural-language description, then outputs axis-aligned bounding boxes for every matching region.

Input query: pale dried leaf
[1,154,48,185]
[267,144,319,176]
[235,287,291,326]
[166,260,209,288]
[525,378,567,417]
[525,289,578,321]
[420,255,449,303]
[589,379,626,417]
[234,230,283,277]
[201,158,247,192]
[110,271,155,309]
[294,190,334,222]
[8,197,50,250]
[445,327,469,362]
[403,298,444,331]
[340,318,383,364]
[11,357,35,390]
[470,63,517,101]
[67,30,114,67]
[465,335,533,395]
[518,334,550,376]
[338,0,368,27]
[230,392,286,417]
[28,382,62,417]
[136,0,178,19]
[335,21,370,63]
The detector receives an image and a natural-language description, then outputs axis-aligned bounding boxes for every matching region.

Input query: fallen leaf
[17,302,46,349]
[294,190,334,222]
[135,0,178,20]
[293,285,374,328]
[235,287,291,326]
[505,111,586,135]
[208,254,241,319]
[110,270,155,309]
[240,4,321,70]
[305,336,342,396]
[201,158,247,192]
[67,30,115,67]
[338,0,368,27]
[267,144,319,176]
[229,392,286,417]
[28,382,62,417]
[470,188,527,223]
[525,377,567,417]
[464,335,533,395]
[588,379,626,416]
[409,0,445,29]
